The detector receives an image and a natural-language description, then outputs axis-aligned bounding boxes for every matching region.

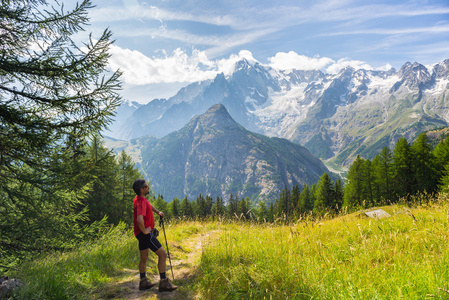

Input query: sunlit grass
[10,221,211,299]
[197,197,449,299]
[9,198,449,299]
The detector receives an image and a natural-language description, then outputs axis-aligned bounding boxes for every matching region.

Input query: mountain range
[105,58,449,167]
[106,104,333,202]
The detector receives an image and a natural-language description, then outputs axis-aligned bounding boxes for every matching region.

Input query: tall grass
[9,221,214,299]
[9,198,449,299]
[197,196,449,299]
[10,223,138,299]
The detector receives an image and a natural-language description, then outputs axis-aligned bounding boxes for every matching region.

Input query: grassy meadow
[9,195,449,299]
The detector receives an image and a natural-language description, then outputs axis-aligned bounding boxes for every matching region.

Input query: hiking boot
[158,278,178,292]
[139,277,156,290]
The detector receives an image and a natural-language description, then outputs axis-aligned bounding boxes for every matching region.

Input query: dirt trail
[102,231,219,300]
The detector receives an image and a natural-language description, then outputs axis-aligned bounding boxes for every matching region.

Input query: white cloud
[109,46,389,85]
[108,46,259,85]
[267,51,380,74]
[268,51,334,71]
[108,46,217,84]
[325,58,373,74]
[215,50,258,75]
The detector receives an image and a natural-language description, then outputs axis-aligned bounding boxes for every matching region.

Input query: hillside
[11,196,449,299]
[137,104,333,202]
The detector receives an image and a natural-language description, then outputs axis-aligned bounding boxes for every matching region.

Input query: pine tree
[237,197,250,219]
[377,146,394,202]
[291,184,301,214]
[362,159,374,207]
[278,185,291,218]
[205,195,214,218]
[227,194,238,218]
[116,151,144,224]
[257,201,268,222]
[334,179,344,211]
[313,173,334,215]
[180,196,193,218]
[153,195,168,219]
[412,133,438,194]
[0,0,121,269]
[343,156,365,208]
[439,163,449,193]
[169,198,181,219]
[84,135,121,223]
[195,194,206,218]
[212,196,226,217]
[433,136,449,179]
[370,155,382,204]
[300,184,313,213]
[392,137,415,200]
[267,202,275,223]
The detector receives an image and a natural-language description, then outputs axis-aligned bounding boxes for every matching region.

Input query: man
[132,179,178,292]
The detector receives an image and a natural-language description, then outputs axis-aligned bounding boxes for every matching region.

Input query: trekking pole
[159,216,174,281]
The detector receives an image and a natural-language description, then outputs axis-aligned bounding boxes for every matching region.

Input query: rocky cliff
[136,104,332,202]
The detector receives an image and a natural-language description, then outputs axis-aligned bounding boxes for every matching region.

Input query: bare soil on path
[99,230,220,300]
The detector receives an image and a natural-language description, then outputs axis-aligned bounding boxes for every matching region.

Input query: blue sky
[78,0,449,103]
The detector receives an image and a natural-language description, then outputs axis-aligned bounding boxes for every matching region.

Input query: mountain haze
[134,104,332,202]
[107,59,449,166]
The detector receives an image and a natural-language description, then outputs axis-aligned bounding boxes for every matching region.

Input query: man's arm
[151,204,164,218]
[137,215,150,235]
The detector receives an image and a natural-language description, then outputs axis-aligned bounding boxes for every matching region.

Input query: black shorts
[136,232,162,252]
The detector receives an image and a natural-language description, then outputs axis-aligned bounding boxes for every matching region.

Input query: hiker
[132,179,178,292]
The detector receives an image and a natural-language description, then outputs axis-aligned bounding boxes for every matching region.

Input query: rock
[365,209,391,219]
[0,277,23,299]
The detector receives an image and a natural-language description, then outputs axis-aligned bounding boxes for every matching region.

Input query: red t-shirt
[133,195,155,236]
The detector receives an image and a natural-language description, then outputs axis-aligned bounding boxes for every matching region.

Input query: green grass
[9,197,449,299]
[9,223,137,299]
[9,222,212,299]
[197,198,449,299]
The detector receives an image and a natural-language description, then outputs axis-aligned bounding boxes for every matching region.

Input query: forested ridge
[145,131,449,223]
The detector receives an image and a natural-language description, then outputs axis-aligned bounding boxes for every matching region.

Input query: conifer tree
[334,179,344,211]
[300,184,313,213]
[412,133,437,194]
[343,156,365,208]
[227,194,238,218]
[376,146,394,202]
[116,151,144,223]
[439,163,449,194]
[153,195,168,219]
[257,201,268,222]
[205,195,214,217]
[237,197,250,219]
[370,155,382,204]
[195,194,206,218]
[313,173,334,215]
[212,196,226,217]
[362,159,374,207]
[277,186,291,218]
[291,184,301,214]
[267,202,275,222]
[310,183,317,209]
[84,135,120,223]
[169,198,181,219]
[180,196,193,218]
[0,0,121,269]
[392,137,415,200]
[433,136,449,178]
